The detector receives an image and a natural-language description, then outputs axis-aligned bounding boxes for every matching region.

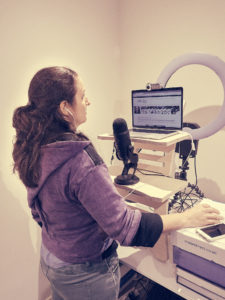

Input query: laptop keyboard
[133,128,176,134]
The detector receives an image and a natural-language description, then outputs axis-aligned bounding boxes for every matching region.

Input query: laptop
[129,87,183,140]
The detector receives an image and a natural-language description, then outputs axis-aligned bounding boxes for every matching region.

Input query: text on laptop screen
[132,87,183,129]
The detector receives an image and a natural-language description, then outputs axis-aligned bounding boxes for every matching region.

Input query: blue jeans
[40,251,120,300]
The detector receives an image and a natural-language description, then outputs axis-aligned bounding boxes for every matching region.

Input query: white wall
[118,0,225,202]
[0,1,119,299]
[2,0,225,299]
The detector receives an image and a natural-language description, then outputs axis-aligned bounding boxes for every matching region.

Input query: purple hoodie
[28,140,142,263]
[28,139,163,263]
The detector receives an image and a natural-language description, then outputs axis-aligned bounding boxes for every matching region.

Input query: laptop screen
[132,87,183,130]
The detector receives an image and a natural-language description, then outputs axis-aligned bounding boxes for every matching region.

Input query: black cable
[182,184,196,203]
[136,148,163,177]
[194,155,198,186]
[137,168,167,177]
[169,184,203,213]
[168,136,205,213]
[110,143,116,165]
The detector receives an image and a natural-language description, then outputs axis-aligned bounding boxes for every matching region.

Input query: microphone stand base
[114,174,139,185]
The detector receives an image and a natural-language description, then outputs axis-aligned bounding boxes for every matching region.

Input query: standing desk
[98,131,211,299]
[98,131,190,261]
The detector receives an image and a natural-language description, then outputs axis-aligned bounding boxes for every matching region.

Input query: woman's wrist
[161,213,187,232]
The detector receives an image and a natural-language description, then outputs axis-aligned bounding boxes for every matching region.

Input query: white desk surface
[109,165,187,203]
[118,244,208,300]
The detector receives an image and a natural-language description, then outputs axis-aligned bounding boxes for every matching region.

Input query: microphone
[113,118,132,162]
[113,118,139,185]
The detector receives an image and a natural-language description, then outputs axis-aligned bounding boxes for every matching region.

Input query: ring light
[157,53,225,140]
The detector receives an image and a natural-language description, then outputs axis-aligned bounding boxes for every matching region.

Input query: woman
[12,67,222,300]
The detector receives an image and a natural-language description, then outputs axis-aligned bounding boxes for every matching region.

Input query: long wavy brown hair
[12,66,87,188]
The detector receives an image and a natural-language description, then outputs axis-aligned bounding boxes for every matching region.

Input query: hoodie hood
[28,140,90,208]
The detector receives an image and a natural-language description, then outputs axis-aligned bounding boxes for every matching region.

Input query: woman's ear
[59,100,69,116]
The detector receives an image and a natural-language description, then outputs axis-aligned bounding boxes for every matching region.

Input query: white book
[170,199,225,267]
[177,267,225,299]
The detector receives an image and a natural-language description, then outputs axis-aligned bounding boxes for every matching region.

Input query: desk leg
[150,201,169,262]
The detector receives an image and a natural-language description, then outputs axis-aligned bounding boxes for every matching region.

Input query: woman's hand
[182,203,224,228]
[161,203,224,232]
